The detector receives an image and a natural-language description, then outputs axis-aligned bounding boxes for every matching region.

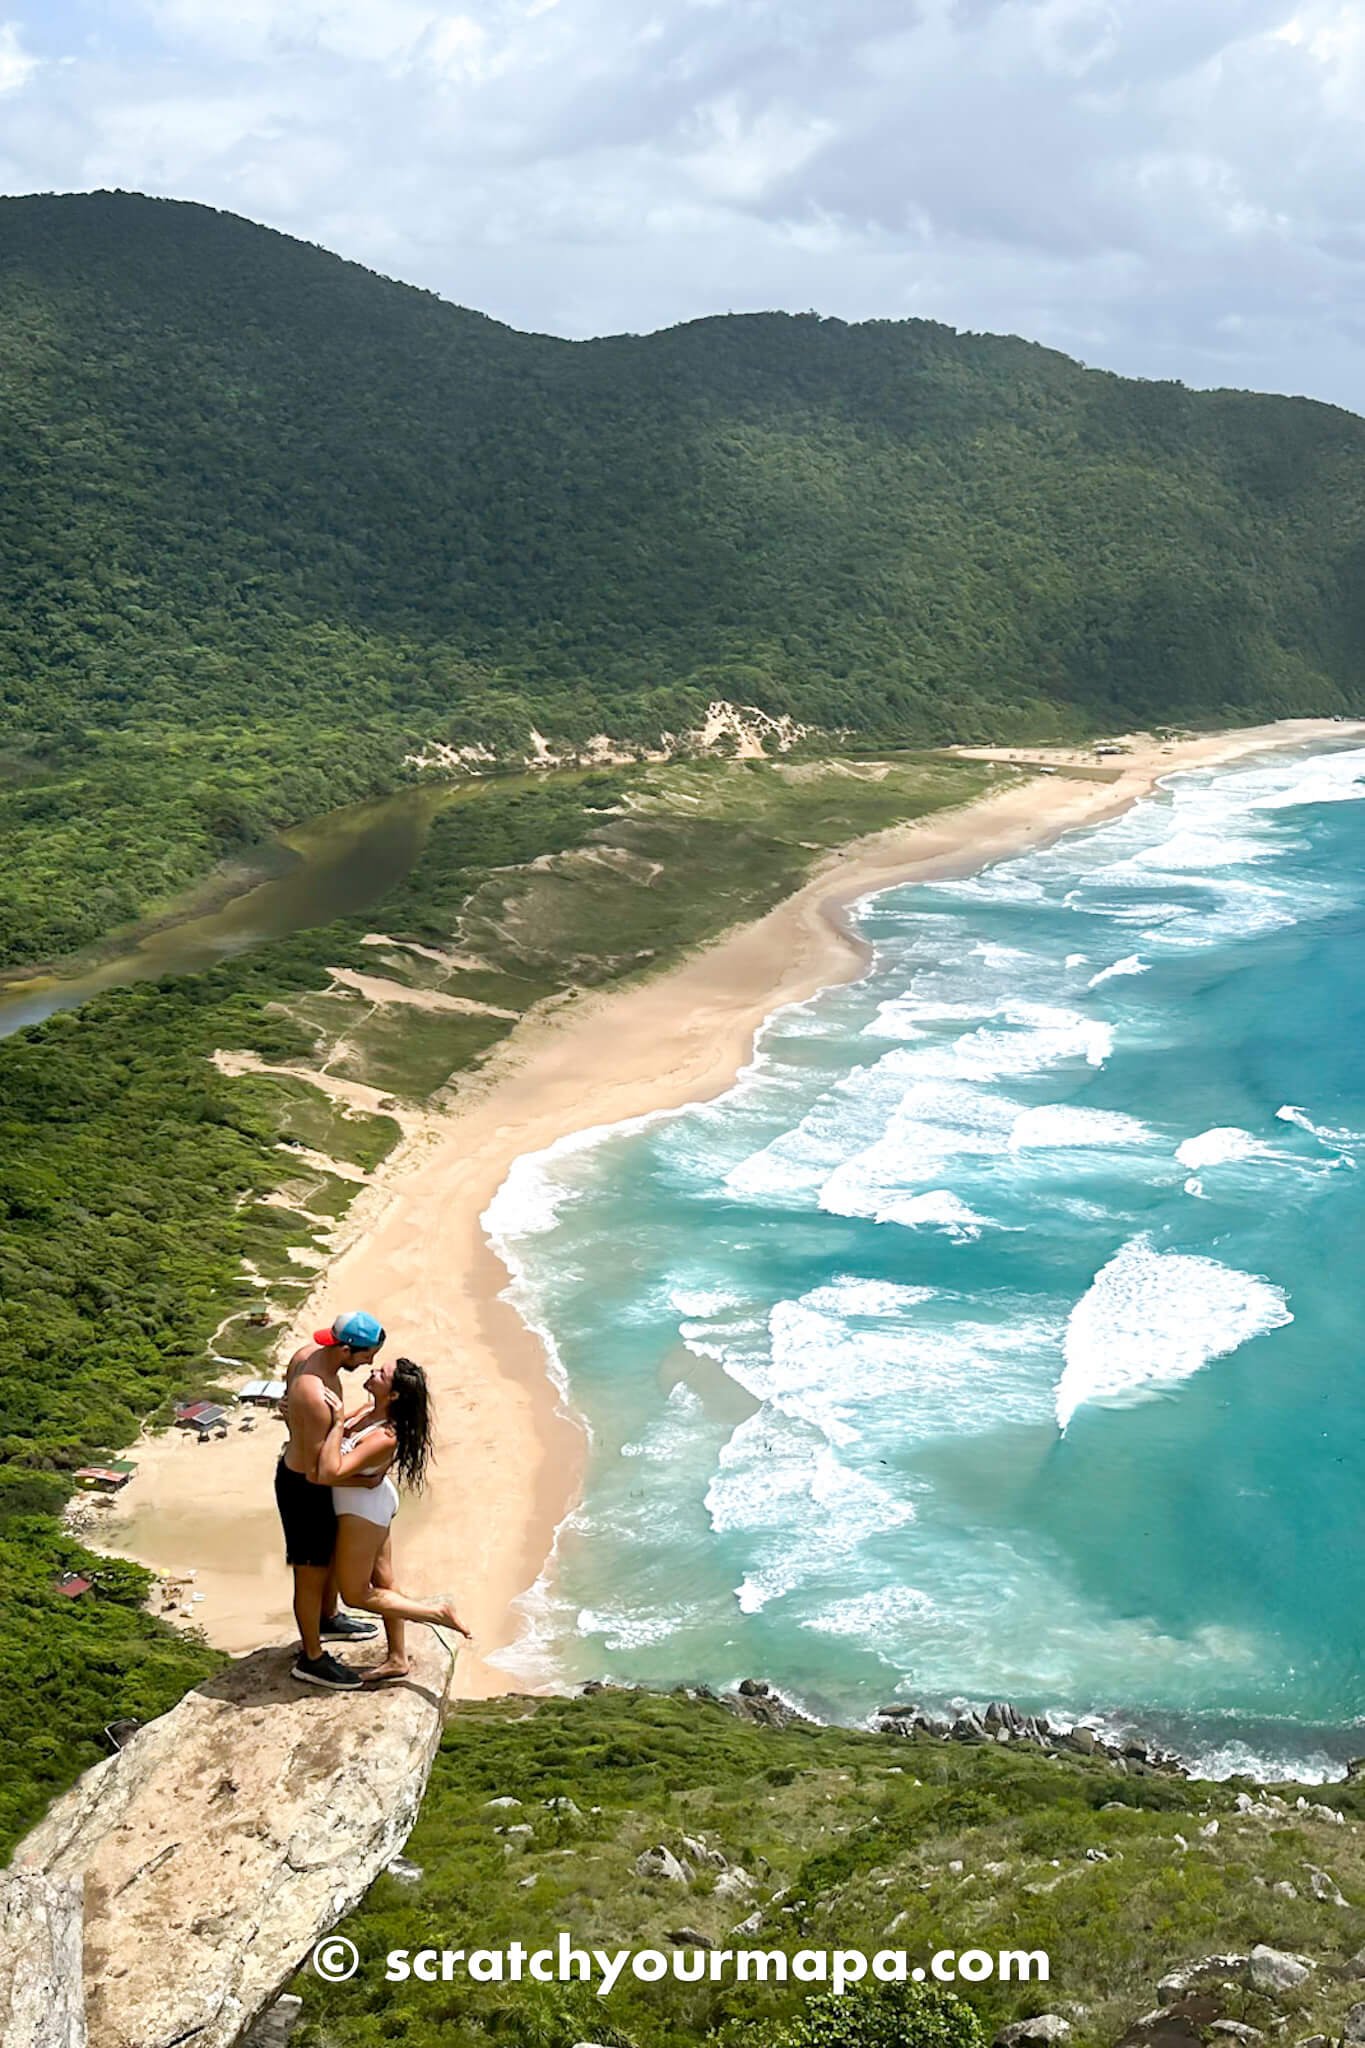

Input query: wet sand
[98,720,1364,1693]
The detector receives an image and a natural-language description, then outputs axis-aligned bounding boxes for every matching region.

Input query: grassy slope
[3,191,1365,961]
[0,753,992,1858]
[304,1689,1365,2048]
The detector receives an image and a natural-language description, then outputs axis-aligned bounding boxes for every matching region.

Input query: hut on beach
[238,1380,285,1407]
[174,1400,228,1438]
[74,1462,134,1493]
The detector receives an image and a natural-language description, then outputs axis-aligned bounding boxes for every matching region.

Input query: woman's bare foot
[361,1656,411,1684]
[438,1599,473,1640]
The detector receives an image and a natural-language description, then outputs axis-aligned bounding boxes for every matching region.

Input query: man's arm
[290,1375,338,1484]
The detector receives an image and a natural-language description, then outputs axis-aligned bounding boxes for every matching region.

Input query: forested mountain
[2,188,1364,961]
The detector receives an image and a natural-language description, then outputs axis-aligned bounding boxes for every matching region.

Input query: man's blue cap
[315,1310,386,1352]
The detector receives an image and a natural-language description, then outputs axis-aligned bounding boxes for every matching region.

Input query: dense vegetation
[0,754,989,1856]
[302,1687,1365,2048]
[3,189,1364,961]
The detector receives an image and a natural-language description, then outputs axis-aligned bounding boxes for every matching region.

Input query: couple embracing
[274,1309,471,1690]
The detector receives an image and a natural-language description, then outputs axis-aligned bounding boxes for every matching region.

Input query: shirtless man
[275,1309,385,1689]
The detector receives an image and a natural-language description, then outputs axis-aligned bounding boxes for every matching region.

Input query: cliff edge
[3,1632,453,2048]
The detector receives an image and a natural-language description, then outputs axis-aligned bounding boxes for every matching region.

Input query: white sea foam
[952,1002,1113,1079]
[1244,746,1365,811]
[1009,1104,1154,1150]
[620,1381,708,1460]
[1132,829,1283,873]
[721,1288,1063,1453]
[819,1081,1019,1219]
[1179,1738,1345,1785]
[801,1277,938,1318]
[1055,1237,1292,1432]
[706,1417,916,1609]
[971,941,1033,968]
[576,1605,686,1650]
[873,1190,998,1241]
[1174,1127,1277,1170]
[669,1284,746,1319]
[801,1583,939,1648]
[1278,1104,1364,1146]
[1088,954,1149,988]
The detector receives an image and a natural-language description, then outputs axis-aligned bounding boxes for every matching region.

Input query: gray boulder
[635,1846,693,1885]
[1306,1866,1346,1906]
[242,1995,304,2048]
[10,1633,453,2048]
[1156,1956,1248,2004]
[0,1873,85,2048]
[1247,1945,1315,1994]
[993,2017,1072,2048]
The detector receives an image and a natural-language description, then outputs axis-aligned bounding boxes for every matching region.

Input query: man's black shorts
[275,1458,336,1568]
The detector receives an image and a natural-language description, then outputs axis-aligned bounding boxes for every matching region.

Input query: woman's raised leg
[334,1514,472,1637]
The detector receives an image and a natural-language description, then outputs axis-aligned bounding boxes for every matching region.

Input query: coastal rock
[1345,1949,1365,1979]
[1247,1946,1315,1994]
[680,1834,728,1870]
[1117,1996,1224,2048]
[714,1867,756,1901]
[993,2016,1072,2047]
[1156,1957,1249,2004]
[11,1633,453,2048]
[241,1995,303,2048]
[724,1685,800,1730]
[951,1713,991,1745]
[0,1872,85,2048]
[635,1846,693,1885]
[1208,2025,1262,2044]
[1305,1866,1346,1906]
[1345,2007,1365,2045]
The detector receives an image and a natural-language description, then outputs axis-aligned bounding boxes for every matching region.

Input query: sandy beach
[96,719,1363,1693]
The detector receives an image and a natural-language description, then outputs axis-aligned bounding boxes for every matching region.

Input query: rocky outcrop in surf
[3,1634,453,2048]
[873,1698,1189,1775]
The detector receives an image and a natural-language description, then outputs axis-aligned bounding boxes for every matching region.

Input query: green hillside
[2,189,1364,962]
[300,1686,1365,2048]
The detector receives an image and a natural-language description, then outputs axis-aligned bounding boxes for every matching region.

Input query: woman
[318,1355,471,1681]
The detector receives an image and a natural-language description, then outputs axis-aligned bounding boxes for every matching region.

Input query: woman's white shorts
[332,1475,399,1529]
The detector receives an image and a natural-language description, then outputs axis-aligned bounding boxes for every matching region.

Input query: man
[275,1309,386,1689]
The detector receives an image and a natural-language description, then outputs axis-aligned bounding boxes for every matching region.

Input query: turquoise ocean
[486,742,1365,1778]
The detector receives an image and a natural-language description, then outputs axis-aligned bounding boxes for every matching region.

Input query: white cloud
[0,20,36,94]
[3,0,1365,409]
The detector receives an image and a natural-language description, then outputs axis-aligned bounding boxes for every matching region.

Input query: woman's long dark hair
[387,1357,435,1492]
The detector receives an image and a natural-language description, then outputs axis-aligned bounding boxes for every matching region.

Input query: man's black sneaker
[291,1651,362,1690]
[320,1610,379,1641]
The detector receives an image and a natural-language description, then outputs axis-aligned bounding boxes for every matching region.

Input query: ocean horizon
[486,740,1365,1781]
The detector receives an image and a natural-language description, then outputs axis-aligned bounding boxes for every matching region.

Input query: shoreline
[97,718,1365,1698]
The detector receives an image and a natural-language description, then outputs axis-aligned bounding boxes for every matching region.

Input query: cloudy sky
[2,1,1364,409]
